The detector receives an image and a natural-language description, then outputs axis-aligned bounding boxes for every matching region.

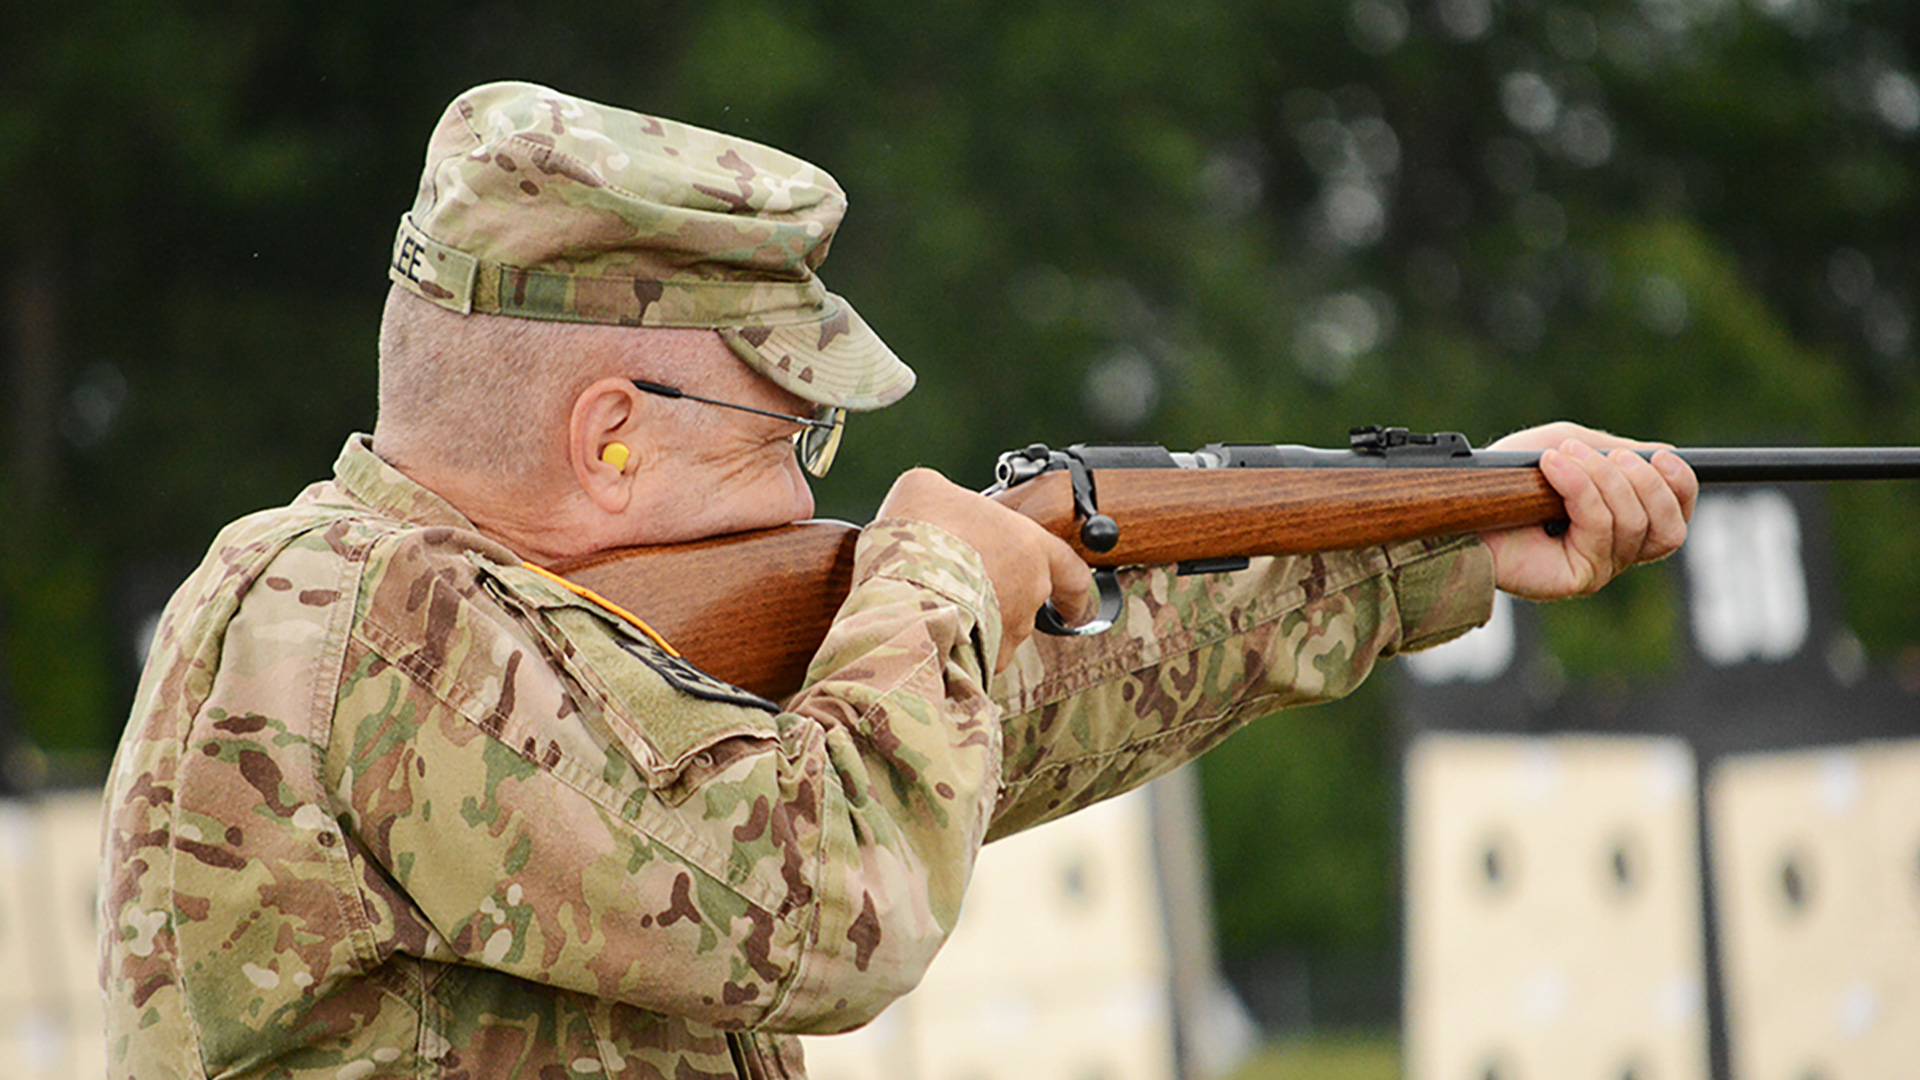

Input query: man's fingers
[1651,448,1699,536]
[1540,444,1613,591]
[1621,448,1691,562]
[1045,537,1097,628]
[1487,422,1698,601]
[1589,447,1653,572]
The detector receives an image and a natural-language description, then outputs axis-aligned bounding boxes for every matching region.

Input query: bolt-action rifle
[553,427,1920,700]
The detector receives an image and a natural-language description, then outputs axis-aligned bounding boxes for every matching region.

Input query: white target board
[0,792,108,1080]
[1403,734,1709,1080]
[1710,741,1920,1079]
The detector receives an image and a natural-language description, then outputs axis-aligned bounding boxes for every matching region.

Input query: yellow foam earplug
[600,442,631,471]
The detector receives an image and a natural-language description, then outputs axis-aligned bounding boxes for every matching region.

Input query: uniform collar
[330,434,481,531]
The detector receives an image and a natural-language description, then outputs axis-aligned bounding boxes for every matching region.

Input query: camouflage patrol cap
[390,81,914,411]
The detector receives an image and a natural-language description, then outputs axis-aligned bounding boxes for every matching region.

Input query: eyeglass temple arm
[630,379,840,431]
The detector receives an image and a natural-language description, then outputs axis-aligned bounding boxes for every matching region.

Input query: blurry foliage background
[5,0,1919,1027]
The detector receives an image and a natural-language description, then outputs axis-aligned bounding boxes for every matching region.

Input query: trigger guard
[1035,568,1124,637]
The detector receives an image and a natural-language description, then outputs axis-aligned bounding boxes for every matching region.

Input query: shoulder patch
[616,636,782,715]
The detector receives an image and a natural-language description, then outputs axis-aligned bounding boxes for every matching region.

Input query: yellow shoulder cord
[518,561,682,658]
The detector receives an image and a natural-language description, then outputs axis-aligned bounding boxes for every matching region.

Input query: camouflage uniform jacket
[102,434,1493,1079]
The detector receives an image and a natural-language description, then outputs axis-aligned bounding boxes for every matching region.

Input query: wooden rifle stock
[554,429,1920,700]
[558,521,865,702]
[986,465,1561,564]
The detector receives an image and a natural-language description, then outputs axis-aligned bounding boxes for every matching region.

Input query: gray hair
[373,287,721,490]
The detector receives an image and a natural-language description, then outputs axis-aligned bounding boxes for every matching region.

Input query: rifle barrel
[1477,447,1920,482]
[1668,447,1920,483]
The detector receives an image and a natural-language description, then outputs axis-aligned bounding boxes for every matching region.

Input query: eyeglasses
[631,379,846,478]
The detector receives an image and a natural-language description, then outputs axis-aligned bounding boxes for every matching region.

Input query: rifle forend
[986,426,1920,565]
[555,427,1920,699]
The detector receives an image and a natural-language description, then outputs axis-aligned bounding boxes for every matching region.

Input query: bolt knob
[1080,514,1120,553]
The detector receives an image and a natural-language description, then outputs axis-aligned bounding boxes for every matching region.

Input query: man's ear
[568,377,649,514]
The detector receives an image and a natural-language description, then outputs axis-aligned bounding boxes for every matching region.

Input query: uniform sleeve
[329,521,1005,1036]
[985,534,1495,838]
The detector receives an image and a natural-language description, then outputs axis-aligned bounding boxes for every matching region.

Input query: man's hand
[876,469,1095,672]
[1480,421,1698,600]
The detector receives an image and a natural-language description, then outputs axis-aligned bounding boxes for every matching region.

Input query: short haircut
[373,287,722,490]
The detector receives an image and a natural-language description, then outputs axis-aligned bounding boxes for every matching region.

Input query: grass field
[1223,1032,1400,1080]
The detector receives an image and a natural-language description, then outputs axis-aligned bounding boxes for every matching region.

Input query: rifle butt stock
[558,521,862,700]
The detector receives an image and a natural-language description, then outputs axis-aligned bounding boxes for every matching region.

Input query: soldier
[100,82,1695,1079]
